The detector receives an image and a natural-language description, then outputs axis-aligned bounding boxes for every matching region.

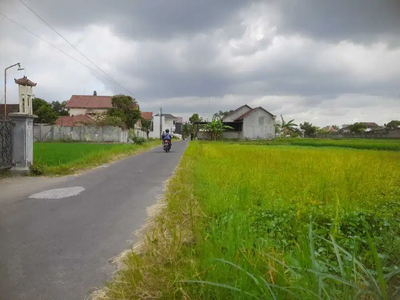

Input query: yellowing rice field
[102,141,400,300]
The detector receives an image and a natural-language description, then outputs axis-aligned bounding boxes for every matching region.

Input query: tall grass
[99,142,400,299]
[33,141,159,175]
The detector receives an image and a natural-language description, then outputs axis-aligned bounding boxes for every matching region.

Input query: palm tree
[280,115,298,136]
[204,116,233,140]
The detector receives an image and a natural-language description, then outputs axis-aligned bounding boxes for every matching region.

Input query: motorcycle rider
[163,129,172,149]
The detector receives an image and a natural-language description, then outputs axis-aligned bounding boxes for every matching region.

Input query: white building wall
[223,106,252,122]
[242,109,275,140]
[148,116,176,139]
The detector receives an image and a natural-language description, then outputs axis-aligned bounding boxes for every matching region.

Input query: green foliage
[204,116,234,140]
[385,120,400,130]
[92,112,126,128]
[109,94,141,129]
[33,98,58,124]
[29,162,44,175]
[128,128,146,144]
[348,122,367,133]
[189,113,202,124]
[214,110,233,119]
[189,113,203,139]
[300,122,318,136]
[140,119,152,138]
[51,100,69,116]
[182,122,192,139]
[279,115,298,136]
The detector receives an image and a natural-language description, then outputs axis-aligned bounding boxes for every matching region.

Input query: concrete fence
[33,125,146,143]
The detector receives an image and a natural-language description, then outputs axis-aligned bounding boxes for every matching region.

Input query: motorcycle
[163,139,171,152]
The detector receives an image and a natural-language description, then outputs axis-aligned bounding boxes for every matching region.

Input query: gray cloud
[273,0,400,46]
[1,0,399,127]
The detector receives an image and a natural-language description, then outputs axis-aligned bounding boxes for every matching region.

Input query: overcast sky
[1,0,399,126]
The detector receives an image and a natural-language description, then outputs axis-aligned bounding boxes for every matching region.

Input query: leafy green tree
[140,119,152,139]
[204,116,233,140]
[332,125,340,131]
[348,122,367,133]
[385,120,400,130]
[300,122,318,137]
[109,94,141,129]
[182,123,191,139]
[92,112,126,128]
[280,115,298,136]
[213,110,233,119]
[51,101,69,116]
[33,98,57,124]
[189,113,202,140]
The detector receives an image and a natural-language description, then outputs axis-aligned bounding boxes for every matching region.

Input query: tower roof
[14,76,37,87]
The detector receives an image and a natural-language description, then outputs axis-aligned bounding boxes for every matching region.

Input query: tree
[189,113,202,140]
[93,90,97,96]
[213,110,233,119]
[182,122,191,139]
[280,115,298,136]
[108,94,141,129]
[385,120,400,130]
[51,101,69,116]
[140,119,152,139]
[332,125,340,131]
[300,122,318,137]
[33,98,57,124]
[204,116,233,140]
[348,122,367,133]
[92,112,125,128]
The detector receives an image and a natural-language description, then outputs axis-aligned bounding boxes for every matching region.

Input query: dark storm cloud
[273,0,400,45]
[1,0,399,125]
[12,0,249,40]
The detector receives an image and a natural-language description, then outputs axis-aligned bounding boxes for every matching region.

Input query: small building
[55,115,95,127]
[175,117,183,134]
[66,95,114,116]
[150,113,178,138]
[323,126,339,133]
[198,104,276,140]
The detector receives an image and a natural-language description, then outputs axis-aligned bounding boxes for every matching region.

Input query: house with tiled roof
[197,104,276,140]
[55,115,95,127]
[58,95,153,131]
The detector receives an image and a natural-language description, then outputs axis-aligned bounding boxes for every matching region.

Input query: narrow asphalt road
[0,140,188,300]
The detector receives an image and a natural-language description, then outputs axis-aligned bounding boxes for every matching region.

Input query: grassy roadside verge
[97,142,400,300]
[230,138,400,151]
[32,140,160,176]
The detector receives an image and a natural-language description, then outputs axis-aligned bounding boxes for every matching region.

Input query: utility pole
[159,107,162,139]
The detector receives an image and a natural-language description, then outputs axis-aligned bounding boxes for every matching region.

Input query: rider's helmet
[166,129,170,133]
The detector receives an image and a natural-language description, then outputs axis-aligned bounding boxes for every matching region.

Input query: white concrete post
[9,112,37,174]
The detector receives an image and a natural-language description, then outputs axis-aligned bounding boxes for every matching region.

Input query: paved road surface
[0,141,188,300]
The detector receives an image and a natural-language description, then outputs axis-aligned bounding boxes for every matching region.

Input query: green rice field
[102,140,400,300]
[33,141,158,175]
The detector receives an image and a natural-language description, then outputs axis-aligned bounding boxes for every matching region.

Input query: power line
[0,12,116,83]
[18,0,135,97]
